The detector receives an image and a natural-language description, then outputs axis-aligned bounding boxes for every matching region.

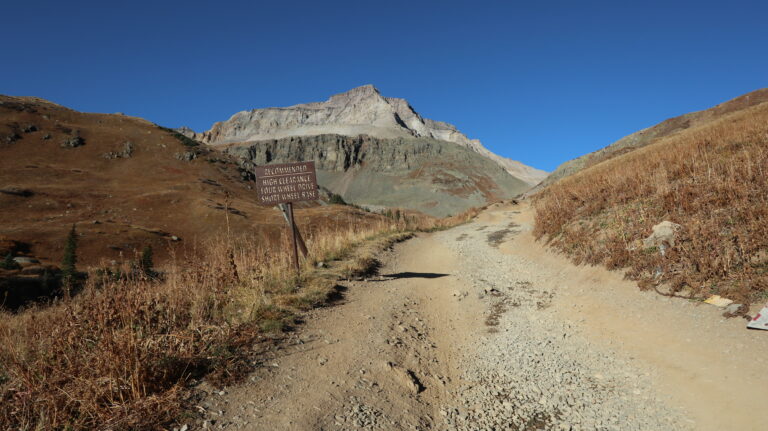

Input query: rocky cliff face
[225,134,530,217]
[184,85,547,186]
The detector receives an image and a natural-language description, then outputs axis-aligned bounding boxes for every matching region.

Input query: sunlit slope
[533,100,768,304]
[534,88,768,191]
[0,96,385,266]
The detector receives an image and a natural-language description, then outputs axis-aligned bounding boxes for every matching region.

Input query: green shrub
[329,193,347,205]
[0,253,20,270]
[140,245,154,275]
[61,225,78,289]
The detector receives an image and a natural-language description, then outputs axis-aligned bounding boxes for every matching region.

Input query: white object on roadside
[747,306,768,330]
[704,295,733,307]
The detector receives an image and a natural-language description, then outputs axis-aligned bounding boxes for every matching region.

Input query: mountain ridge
[181,85,547,186]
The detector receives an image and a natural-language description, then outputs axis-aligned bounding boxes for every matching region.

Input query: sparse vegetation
[533,102,768,304]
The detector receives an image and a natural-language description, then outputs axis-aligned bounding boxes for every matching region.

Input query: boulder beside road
[643,221,683,248]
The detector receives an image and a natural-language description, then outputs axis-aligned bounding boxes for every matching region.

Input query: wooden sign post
[254,161,319,274]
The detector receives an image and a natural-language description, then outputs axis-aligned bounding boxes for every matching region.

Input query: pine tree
[61,224,78,289]
[140,245,154,276]
[1,253,19,270]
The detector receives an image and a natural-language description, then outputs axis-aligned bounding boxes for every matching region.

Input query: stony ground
[437,216,687,431]
[184,202,768,431]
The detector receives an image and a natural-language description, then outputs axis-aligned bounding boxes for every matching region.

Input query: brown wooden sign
[253,161,319,274]
[254,161,319,205]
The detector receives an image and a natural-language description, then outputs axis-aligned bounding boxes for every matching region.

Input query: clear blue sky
[3,1,767,171]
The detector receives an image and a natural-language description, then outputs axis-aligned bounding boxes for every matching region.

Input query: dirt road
[196,202,768,431]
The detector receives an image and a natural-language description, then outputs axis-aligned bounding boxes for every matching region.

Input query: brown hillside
[534,88,768,191]
[533,100,768,304]
[0,95,385,268]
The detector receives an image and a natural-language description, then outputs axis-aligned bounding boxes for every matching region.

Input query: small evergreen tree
[140,245,154,276]
[1,253,20,270]
[61,224,78,289]
[41,268,51,291]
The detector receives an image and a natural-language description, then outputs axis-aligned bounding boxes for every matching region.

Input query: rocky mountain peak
[326,84,382,105]
[181,86,547,186]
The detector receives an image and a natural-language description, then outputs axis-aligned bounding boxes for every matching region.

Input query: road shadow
[379,272,450,280]
[326,284,348,304]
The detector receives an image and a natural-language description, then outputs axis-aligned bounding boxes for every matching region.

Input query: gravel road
[189,202,768,431]
[434,209,689,431]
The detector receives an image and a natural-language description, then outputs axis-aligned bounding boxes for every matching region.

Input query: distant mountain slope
[182,85,547,186]
[0,95,383,267]
[534,88,768,192]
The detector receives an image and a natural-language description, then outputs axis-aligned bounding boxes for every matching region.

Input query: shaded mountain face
[0,96,384,267]
[225,134,529,217]
[533,88,768,192]
[182,85,543,215]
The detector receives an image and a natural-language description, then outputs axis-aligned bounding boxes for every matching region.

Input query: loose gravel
[434,211,691,431]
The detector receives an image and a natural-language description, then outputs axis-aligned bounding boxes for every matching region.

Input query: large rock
[180,85,547,186]
[13,256,40,266]
[642,221,683,248]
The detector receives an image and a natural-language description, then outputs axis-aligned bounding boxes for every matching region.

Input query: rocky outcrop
[102,141,134,159]
[226,134,448,173]
[643,221,683,250]
[181,85,547,186]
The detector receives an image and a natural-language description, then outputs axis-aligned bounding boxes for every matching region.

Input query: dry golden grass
[534,103,768,304]
[0,204,478,430]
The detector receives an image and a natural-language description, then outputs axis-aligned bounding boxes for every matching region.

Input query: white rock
[643,221,683,248]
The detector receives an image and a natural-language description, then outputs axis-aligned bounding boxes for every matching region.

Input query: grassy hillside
[534,88,768,191]
[533,101,768,305]
[0,95,390,268]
